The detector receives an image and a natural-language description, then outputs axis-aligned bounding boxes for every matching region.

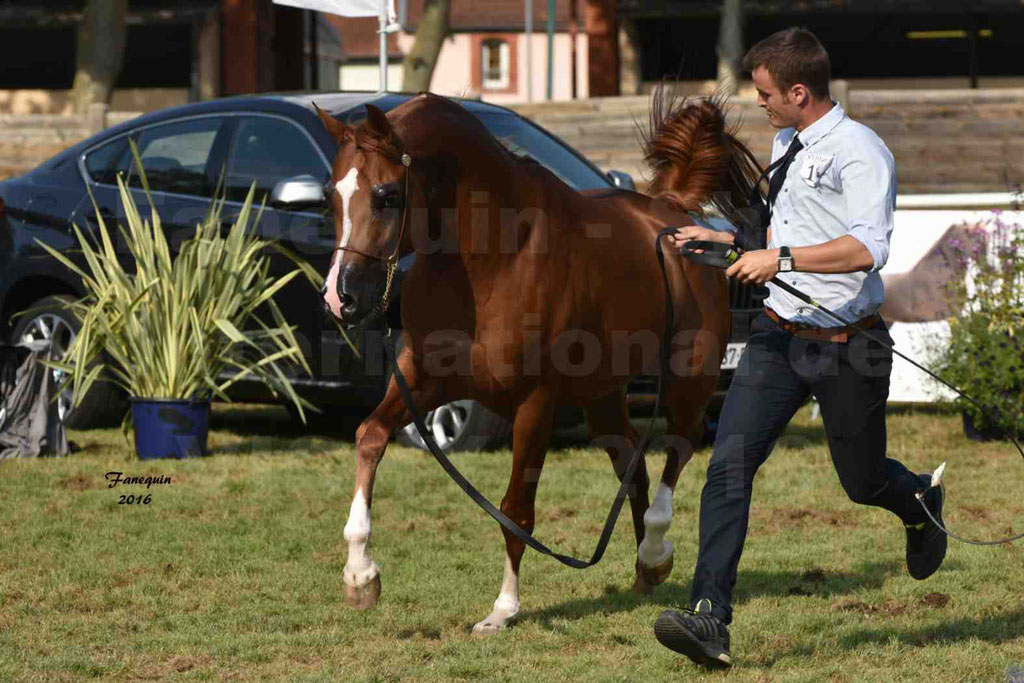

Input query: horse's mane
[395,93,551,173]
[640,84,764,224]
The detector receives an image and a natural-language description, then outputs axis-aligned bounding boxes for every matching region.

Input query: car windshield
[475,113,612,191]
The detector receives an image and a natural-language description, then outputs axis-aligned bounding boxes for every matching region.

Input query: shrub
[932,211,1024,438]
[38,164,320,424]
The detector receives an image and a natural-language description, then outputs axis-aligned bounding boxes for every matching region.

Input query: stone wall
[511,88,1024,195]
[0,109,139,180]
[1,89,1022,195]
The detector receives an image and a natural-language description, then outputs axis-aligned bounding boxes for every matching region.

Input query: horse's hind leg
[583,390,654,594]
[637,372,719,590]
[473,388,555,635]
[343,357,443,610]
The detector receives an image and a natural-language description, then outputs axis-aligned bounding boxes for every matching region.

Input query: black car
[0,91,758,450]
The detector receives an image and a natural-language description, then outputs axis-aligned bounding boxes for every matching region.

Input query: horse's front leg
[584,389,653,594]
[344,357,442,610]
[473,388,555,635]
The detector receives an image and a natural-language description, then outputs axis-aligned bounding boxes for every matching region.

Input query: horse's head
[316,103,411,326]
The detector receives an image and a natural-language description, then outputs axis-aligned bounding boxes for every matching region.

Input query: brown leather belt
[764,306,880,343]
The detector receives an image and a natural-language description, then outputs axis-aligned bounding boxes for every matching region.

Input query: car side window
[114,118,223,197]
[224,116,328,205]
[83,137,128,185]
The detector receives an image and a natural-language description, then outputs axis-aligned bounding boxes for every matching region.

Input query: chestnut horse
[316,91,761,633]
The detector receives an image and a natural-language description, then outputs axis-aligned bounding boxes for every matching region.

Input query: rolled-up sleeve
[841,144,896,272]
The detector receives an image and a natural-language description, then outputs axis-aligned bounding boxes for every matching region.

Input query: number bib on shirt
[800,153,835,188]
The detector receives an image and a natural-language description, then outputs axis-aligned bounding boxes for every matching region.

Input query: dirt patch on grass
[397,626,442,641]
[131,654,214,679]
[833,598,909,616]
[960,505,991,520]
[58,474,94,491]
[546,507,577,522]
[921,592,950,608]
[168,655,213,673]
[758,506,857,532]
[787,568,830,595]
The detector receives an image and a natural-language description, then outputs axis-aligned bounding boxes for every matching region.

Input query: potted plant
[39,161,318,459]
[932,212,1024,441]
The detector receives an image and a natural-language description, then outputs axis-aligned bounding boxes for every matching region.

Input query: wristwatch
[778,246,794,272]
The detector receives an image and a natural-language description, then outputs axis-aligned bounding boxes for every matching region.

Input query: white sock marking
[343,489,379,587]
[639,482,674,567]
[493,553,520,614]
[473,552,520,634]
[324,167,359,318]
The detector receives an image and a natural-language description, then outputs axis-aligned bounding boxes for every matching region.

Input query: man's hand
[669,226,735,251]
[726,248,781,284]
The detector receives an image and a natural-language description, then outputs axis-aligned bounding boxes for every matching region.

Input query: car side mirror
[269,174,327,210]
[606,170,636,191]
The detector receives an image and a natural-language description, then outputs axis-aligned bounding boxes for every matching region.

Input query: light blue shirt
[764,103,896,327]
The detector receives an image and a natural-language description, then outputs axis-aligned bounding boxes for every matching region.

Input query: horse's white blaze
[472,552,520,634]
[324,167,360,318]
[639,482,674,567]
[343,489,379,587]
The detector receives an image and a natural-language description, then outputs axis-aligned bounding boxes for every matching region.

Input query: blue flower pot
[131,398,210,460]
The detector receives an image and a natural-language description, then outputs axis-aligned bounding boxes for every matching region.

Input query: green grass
[1,405,1023,681]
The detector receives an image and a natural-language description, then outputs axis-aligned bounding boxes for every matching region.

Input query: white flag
[272,0,397,23]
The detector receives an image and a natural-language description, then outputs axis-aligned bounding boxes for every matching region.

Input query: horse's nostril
[340,292,357,313]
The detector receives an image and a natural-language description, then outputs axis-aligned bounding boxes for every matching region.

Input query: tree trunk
[71,0,128,115]
[402,0,450,93]
[716,0,743,96]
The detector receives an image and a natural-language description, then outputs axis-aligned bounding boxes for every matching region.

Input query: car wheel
[396,399,512,453]
[10,295,127,429]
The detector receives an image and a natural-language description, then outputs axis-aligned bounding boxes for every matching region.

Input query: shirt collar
[792,102,846,149]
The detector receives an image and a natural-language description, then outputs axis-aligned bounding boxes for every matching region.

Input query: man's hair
[743,27,831,100]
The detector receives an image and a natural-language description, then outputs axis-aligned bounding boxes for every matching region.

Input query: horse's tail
[640,83,765,223]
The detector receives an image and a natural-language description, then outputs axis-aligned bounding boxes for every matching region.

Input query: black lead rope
[383,228,680,569]
[679,238,1024,546]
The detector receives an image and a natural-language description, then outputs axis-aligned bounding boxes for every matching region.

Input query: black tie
[767,135,803,215]
[739,134,802,251]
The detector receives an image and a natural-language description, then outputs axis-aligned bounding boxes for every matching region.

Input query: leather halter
[331,152,412,316]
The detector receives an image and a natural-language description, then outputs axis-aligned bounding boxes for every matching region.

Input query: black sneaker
[654,598,731,669]
[906,479,947,580]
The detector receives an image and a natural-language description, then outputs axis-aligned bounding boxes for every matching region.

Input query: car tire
[10,295,127,429]
[396,399,512,453]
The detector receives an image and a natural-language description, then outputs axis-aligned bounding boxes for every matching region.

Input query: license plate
[720,343,745,370]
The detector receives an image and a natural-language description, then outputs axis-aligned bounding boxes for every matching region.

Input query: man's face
[752,65,801,130]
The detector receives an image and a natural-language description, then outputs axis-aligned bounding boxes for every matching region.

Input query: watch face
[779,258,793,272]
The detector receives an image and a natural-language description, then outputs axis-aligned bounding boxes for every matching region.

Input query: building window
[481,39,510,90]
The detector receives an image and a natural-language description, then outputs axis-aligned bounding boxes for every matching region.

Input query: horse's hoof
[344,574,381,610]
[471,621,503,637]
[632,570,655,596]
[471,608,518,636]
[638,552,674,588]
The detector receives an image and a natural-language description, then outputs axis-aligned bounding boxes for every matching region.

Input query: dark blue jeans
[690,312,926,625]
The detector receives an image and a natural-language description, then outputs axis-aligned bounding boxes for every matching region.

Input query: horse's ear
[364,104,393,138]
[313,102,351,144]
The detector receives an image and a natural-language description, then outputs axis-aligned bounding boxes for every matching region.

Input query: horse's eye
[371,183,403,210]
